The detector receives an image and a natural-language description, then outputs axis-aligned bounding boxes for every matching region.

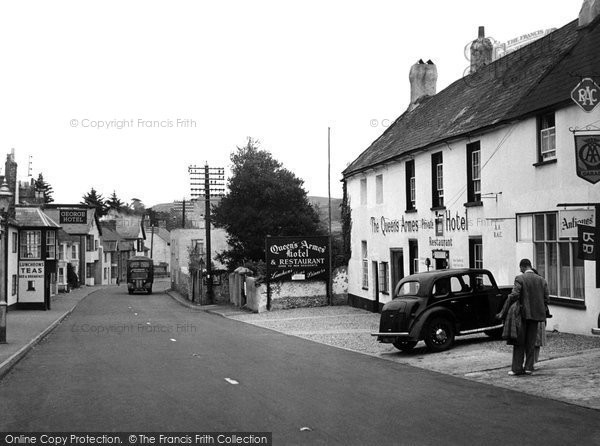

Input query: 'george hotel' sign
[59,209,87,224]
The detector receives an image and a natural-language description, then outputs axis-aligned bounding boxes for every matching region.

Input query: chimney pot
[579,0,600,26]
[409,60,437,111]
[470,26,493,74]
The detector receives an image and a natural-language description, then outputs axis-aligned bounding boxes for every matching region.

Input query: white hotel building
[342,5,600,335]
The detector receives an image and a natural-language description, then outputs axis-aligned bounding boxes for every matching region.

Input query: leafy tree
[81,187,108,218]
[106,191,125,212]
[130,198,145,215]
[212,137,323,270]
[34,173,54,203]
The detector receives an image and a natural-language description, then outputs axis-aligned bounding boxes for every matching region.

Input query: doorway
[390,249,404,295]
[432,250,449,270]
[372,261,379,311]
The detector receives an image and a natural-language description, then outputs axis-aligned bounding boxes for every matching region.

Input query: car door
[433,275,478,331]
[470,272,500,327]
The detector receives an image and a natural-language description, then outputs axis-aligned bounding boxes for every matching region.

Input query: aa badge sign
[574,134,600,184]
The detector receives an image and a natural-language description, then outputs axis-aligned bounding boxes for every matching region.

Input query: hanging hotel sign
[265,236,329,282]
[577,224,597,261]
[559,209,595,238]
[574,134,600,184]
[59,209,88,224]
[571,78,600,112]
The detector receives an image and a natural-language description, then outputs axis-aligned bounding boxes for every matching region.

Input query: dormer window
[538,112,556,162]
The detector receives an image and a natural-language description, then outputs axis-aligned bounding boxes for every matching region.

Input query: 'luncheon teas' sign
[266,236,329,282]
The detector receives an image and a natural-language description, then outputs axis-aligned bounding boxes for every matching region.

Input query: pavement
[2,283,600,413]
[0,284,112,379]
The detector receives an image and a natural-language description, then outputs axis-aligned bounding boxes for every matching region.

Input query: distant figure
[505,259,549,376]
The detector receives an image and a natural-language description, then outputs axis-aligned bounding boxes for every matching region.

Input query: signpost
[265,235,330,310]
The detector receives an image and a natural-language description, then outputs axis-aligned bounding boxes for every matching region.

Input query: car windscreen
[396,281,420,296]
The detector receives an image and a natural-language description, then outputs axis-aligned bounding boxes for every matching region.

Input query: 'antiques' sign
[559,209,595,238]
[574,134,600,184]
[59,209,87,224]
[266,236,329,282]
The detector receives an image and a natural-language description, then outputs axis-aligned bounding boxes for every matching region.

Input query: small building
[56,229,81,291]
[43,205,103,287]
[104,210,148,282]
[13,206,60,309]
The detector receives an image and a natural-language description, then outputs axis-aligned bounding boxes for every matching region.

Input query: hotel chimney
[470,26,493,74]
[408,59,437,111]
[580,0,600,26]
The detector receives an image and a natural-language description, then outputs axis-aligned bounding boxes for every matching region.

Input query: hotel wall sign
[571,78,600,113]
[574,134,600,184]
[59,209,88,224]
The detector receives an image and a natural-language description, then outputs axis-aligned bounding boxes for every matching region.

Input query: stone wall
[230,266,348,312]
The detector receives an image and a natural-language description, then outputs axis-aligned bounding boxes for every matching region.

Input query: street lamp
[0,180,13,344]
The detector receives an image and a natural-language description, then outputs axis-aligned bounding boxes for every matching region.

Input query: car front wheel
[424,317,455,352]
[393,339,417,352]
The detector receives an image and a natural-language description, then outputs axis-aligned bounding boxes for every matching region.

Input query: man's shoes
[508,371,522,376]
[524,370,533,375]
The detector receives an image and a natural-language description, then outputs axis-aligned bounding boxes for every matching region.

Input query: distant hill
[150,196,343,234]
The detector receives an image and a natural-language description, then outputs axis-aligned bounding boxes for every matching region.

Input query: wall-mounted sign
[571,78,600,113]
[59,209,87,224]
[559,209,596,238]
[18,260,45,304]
[266,236,329,282]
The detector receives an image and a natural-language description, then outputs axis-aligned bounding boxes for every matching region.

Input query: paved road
[0,283,598,445]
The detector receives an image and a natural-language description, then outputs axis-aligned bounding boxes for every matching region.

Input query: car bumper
[371,332,414,343]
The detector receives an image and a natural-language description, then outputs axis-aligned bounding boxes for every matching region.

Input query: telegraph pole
[188,163,225,305]
[204,163,213,302]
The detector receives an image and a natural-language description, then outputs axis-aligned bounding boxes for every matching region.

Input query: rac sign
[571,78,600,112]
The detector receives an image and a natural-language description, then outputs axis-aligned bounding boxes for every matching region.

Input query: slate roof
[14,206,61,228]
[145,226,170,243]
[343,17,600,177]
[57,228,79,243]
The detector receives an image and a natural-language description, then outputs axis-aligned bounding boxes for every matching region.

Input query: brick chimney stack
[579,0,600,26]
[408,59,437,111]
[470,26,493,74]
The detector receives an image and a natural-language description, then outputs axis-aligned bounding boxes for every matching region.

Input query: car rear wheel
[424,317,455,352]
[393,340,417,352]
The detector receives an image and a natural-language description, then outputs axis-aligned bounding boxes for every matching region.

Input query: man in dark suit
[507,258,549,375]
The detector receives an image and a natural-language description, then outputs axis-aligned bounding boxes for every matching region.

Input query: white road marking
[224,378,239,385]
[170,338,177,342]
[300,427,312,432]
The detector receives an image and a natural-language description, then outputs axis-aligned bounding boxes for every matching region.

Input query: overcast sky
[0,1,579,207]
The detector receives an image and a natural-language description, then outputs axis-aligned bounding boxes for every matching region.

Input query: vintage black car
[372,268,511,352]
